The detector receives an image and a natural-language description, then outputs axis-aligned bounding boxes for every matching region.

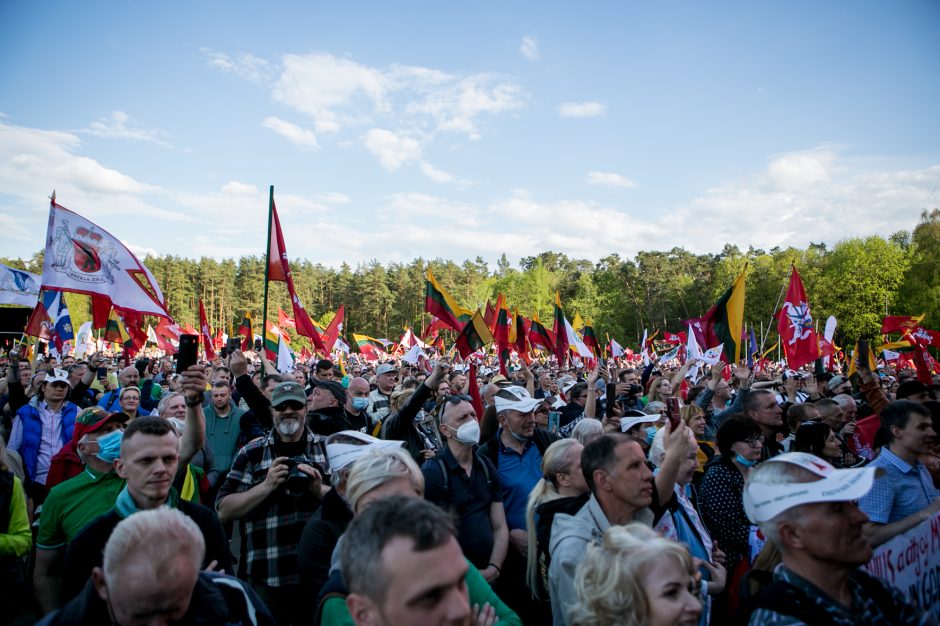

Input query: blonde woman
[571,523,702,626]
[525,439,589,609]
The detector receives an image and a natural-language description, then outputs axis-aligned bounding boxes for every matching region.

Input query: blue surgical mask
[645,426,658,445]
[95,430,123,463]
[735,453,758,468]
[352,397,369,411]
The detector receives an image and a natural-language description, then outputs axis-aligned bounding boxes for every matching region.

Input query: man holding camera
[216,380,330,626]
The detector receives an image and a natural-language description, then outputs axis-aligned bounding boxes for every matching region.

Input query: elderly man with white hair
[742,452,932,624]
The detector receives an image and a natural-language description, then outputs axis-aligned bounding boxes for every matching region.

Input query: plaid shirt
[216,428,329,587]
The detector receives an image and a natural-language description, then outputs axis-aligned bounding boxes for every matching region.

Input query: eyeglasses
[443,394,473,404]
[743,436,764,447]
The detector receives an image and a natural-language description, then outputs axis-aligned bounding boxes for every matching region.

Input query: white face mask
[276,419,302,437]
[450,419,481,445]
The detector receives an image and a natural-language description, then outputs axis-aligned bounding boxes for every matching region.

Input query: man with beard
[216,380,330,626]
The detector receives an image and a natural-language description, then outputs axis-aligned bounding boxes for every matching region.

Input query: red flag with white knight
[42,198,171,318]
[198,299,216,361]
[278,309,296,330]
[776,267,818,370]
[268,198,327,352]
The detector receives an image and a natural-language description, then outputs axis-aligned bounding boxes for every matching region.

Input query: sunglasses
[443,394,473,404]
[274,401,305,411]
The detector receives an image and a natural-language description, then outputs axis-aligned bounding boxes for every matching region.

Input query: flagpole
[759,264,793,356]
[262,185,274,344]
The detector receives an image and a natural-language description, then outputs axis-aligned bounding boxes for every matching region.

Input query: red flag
[268,199,327,352]
[278,308,296,330]
[155,318,181,354]
[322,305,345,352]
[776,267,819,370]
[91,295,112,329]
[881,315,924,335]
[198,300,216,360]
[513,310,532,363]
[119,309,148,356]
[663,331,687,345]
[906,326,940,350]
[182,323,198,335]
[423,317,450,340]
[493,294,512,374]
[846,414,879,462]
[483,300,496,330]
[912,344,936,386]
[214,328,224,351]
[467,363,485,422]
[552,292,568,364]
[25,300,52,340]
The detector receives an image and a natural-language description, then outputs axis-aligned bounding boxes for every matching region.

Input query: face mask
[645,426,658,445]
[451,420,481,445]
[277,419,302,437]
[95,429,123,463]
[351,397,369,411]
[735,453,758,468]
[505,422,531,443]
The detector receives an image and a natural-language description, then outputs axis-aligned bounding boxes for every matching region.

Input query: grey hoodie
[547,494,653,625]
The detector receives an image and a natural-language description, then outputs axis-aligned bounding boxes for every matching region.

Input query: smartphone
[37,342,46,355]
[253,338,262,352]
[547,411,561,433]
[666,397,681,431]
[227,337,241,353]
[605,382,619,417]
[857,340,870,369]
[177,334,198,374]
[96,366,107,381]
[220,346,228,358]
[134,358,149,376]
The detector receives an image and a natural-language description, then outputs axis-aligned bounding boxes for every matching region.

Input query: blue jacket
[16,400,78,482]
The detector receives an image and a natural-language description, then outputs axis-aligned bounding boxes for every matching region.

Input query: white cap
[743,452,881,523]
[620,412,659,432]
[493,386,541,414]
[326,430,404,471]
[45,368,71,387]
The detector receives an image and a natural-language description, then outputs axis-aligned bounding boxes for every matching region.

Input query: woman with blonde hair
[525,438,589,616]
[571,523,702,626]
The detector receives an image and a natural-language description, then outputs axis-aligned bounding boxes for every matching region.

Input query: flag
[74,321,94,358]
[42,199,171,318]
[467,362,485,421]
[563,317,594,358]
[24,299,52,340]
[146,325,158,345]
[846,342,877,378]
[278,308,296,330]
[423,317,451,340]
[700,267,747,363]
[238,311,253,351]
[876,339,913,352]
[40,290,73,352]
[881,314,925,335]
[571,312,585,332]
[400,327,428,350]
[0,263,40,307]
[455,310,494,359]
[528,312,554,351]
[425,268,467,332]
[776,267,818,370]
[401,344,427,365]
[512,309,531,362]
[663,331,686,345]
[335,336,351,355]
[582,322,601,357]
[609,337,625,358]
[659,345,681,364]
[700,345,725,366]
[552,292,569,364]
[484,300,496,330]
[155,318,181,354]
[353,333,387,360]
[322,305,345,352]
[881,349,901,362]
[907,326,940,350]
[264,321,282,360]
[493,295,512,373]
[199,300,217,361]
[277,334,295,372]
[267,196,326,352]
[748,327,759,367]
[103,308,130,345]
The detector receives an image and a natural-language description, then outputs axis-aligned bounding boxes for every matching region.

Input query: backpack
[435,455,493,493]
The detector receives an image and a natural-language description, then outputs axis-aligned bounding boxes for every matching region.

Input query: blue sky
[1,1,938,268]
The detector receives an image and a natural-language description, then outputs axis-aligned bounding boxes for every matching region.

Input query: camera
[282,456,314,497]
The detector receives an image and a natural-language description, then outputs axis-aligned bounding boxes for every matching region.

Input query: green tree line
[4,210,938,352]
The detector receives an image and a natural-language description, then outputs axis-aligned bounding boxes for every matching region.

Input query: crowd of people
[1,340,939,625]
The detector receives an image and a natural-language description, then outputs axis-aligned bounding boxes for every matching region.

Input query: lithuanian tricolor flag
[238,311,253,351]
[103,308,130,345]
[425,268,468,332]
[582,322,601,357]
[264,321,281,360]
[528,312,554,351]
[455,309,494,359]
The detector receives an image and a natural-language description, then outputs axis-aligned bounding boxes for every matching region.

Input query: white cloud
[587,171,637,188]
[520,36,539,60]
[261,116,319,149]
[420,162,455,183]
[316,192,351,204]
[83,111,171,147]
[220,181,258,195]
[200,48,271,84]
[765,149,834,190]
[558,101,607,118]
[407,74,526,139]
[363,128,421,170]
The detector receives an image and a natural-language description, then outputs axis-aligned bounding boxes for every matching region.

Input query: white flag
[701,344,725,365]
[609,338,625,358]
[686,324,703,361]
[41,201,171,317]
[659,345,681,364]
[277,335,295,372]
[401,344,427,364]
[565,317,594,357]
[882,349,900,362]
[0,263,40,307]
[74,321,94,358]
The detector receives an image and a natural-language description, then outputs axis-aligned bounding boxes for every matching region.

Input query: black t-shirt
[421,446,502,569]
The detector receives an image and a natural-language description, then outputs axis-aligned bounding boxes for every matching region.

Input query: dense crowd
[1,344,939,625]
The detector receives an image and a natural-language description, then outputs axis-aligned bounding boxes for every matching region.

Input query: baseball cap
[743,452,881,523]
[494,386,541,414]
[326,430,405,471]
[620,410,659,433]
[73,407,128,442]
[271,381,307,407]
[375,363,397,376]
[45,368,71,387]
[827,375,849,392]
